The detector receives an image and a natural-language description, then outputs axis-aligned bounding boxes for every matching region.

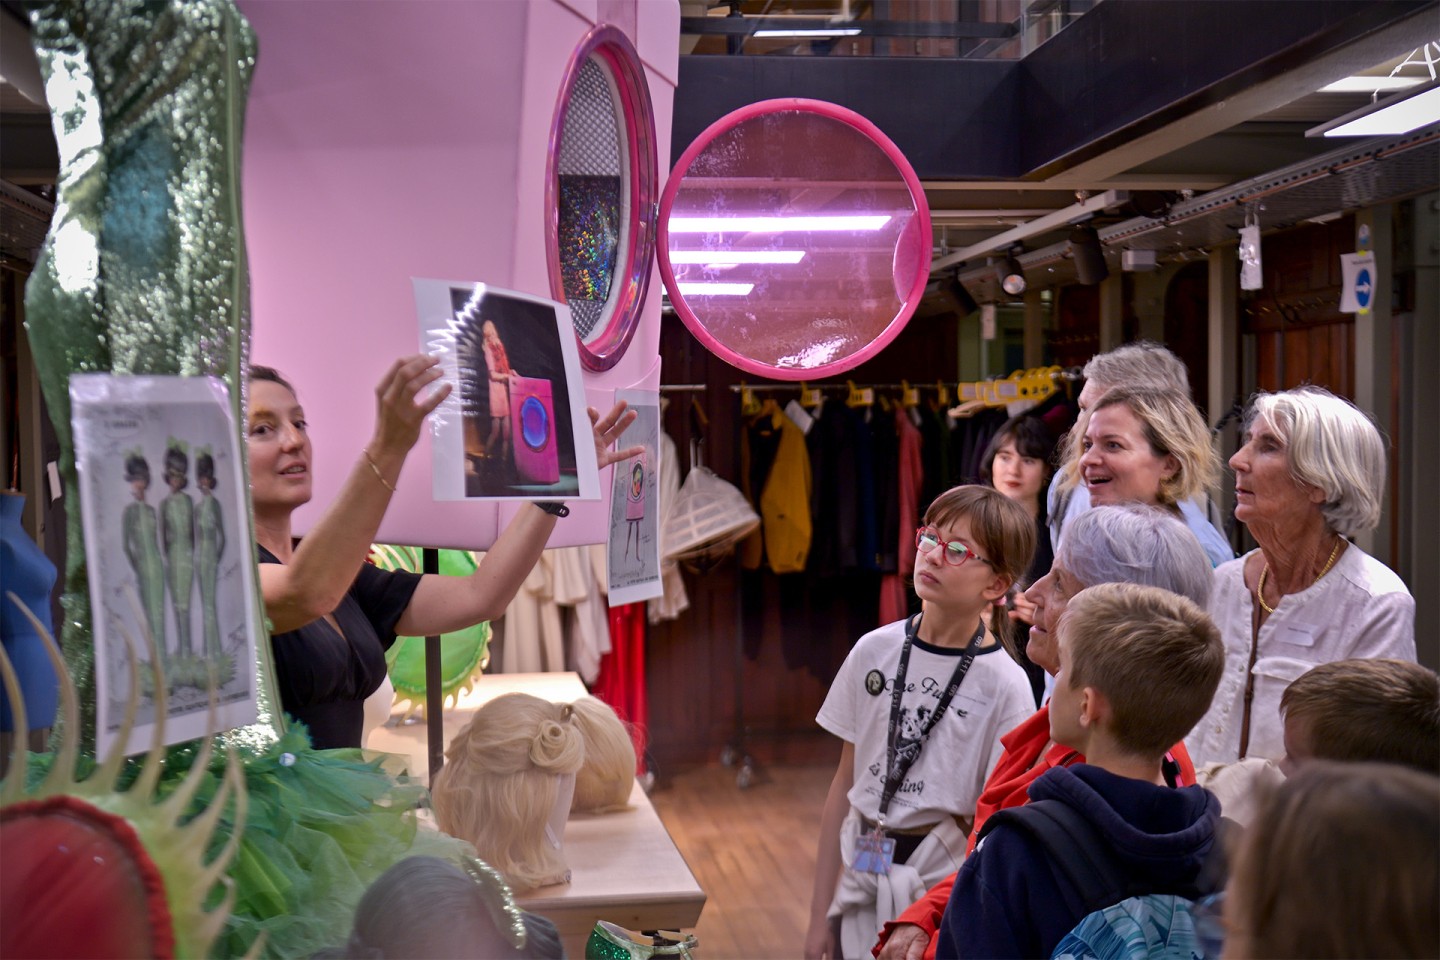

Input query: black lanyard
[877,612,985,825]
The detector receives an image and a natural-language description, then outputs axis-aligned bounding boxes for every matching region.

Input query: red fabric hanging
[593,601,648,774]
[880,408,924,623]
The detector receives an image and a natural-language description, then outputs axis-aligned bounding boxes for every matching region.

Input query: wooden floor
[649,762,835,960]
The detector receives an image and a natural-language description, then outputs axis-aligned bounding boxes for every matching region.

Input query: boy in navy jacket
[937,583,1226,959]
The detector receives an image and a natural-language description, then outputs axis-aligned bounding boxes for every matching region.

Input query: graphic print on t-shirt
[818,619,1038,832]
[863,665,987,811]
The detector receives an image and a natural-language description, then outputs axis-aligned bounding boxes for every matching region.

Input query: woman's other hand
[590,402,643,471]
[1008,591,1039,625]
[370,355,451,458]
[876,923,929,960]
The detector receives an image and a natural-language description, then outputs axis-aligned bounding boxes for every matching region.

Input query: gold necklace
[1257,538,1342,615]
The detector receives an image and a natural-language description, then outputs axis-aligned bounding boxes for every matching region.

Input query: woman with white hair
[1186,386,1415,769]
[875,504,1214,960]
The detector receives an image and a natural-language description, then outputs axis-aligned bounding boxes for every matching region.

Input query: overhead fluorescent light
[753,28,861,38]
[1319,76,1426,93]
[667,250,806,264]
[676,282,755,296]
[1308,83,1440,137]
[668,215,891,233]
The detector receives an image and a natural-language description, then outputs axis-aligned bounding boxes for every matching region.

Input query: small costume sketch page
[414,278,599,502]
[70,374,260,756]
[606,389,661,605]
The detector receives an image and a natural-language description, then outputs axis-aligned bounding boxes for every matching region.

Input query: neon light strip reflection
[667,250,807,264]
[668,215,891,233]
[753,28,862,37]
[676,282,755,296]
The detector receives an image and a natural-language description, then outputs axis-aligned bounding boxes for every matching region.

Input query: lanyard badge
[853,823,896,875]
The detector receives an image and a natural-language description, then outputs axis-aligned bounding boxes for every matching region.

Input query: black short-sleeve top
[258,544,423,750]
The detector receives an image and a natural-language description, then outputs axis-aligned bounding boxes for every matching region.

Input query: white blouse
[1186,544,1415,767]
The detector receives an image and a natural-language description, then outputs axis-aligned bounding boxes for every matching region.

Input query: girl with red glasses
[805,486,1037,960]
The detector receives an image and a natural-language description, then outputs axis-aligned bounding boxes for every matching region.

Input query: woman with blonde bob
[431,694,584,893]
[1187,386,1416,768]
[1222,761,1439,959]
[1058,387,1219,510]
[568,696,636,814]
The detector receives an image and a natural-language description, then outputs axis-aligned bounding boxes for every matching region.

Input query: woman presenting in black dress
[248,355,638,750]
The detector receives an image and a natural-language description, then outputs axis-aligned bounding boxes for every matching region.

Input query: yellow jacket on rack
[739,405,813,573]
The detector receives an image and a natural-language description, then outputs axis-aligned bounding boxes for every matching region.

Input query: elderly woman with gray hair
[1186,386,1416,769]
[874,503,1214,960]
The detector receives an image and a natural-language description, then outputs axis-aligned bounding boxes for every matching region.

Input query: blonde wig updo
[431,694,585,892]
[569,697,636,814]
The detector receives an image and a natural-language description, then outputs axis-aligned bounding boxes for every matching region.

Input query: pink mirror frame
[544,24,658,372]
[656,98,932,381]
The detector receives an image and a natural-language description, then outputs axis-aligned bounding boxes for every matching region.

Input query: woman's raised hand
[370,354,451,458]
[590,402,643,470]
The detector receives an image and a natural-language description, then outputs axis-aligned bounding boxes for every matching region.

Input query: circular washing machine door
[520,395,551,452]
[545,25,658,372]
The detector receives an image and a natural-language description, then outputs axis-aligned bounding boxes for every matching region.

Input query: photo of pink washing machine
[509,376,560,485]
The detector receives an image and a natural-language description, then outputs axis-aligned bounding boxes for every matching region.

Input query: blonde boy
[938,583,1225,959]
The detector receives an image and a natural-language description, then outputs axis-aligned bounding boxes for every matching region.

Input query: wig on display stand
[431,692,586,893]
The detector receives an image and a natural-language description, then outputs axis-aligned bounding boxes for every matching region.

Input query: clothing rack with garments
[645,373,1081,781]
[718,380,965,787]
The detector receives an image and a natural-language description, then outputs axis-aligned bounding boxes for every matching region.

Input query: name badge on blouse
[853,827,895,875]
[1277,624,1318,648]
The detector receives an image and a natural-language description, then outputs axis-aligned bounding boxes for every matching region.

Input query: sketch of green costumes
[195,448,225,659]
[161,440,195,658]
[121,458,167,662]
[23,0,280,748]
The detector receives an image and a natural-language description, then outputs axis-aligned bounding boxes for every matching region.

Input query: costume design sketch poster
[415,279,599,502]
[607,389,662,606]
[70,374,260,756]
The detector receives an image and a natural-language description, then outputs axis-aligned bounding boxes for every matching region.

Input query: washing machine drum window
[520,396,551,451]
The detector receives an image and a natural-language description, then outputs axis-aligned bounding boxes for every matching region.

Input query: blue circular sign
[1355,268,1372,309]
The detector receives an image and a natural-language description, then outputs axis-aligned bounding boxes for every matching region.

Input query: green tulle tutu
[216,730,479,957]
[28,727,478,958]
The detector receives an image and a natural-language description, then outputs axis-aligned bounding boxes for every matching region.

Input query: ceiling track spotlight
[1068,222,1109,286]
[998,247,1026,297]
[948,269,979,316]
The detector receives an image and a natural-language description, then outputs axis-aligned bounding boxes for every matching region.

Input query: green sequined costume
[24,4,479,957]
[24,0,278,747]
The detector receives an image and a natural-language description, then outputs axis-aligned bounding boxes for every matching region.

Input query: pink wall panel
[239,0,675,550]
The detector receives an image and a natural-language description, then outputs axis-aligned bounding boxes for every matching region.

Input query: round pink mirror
[545,25,658,371]
[657,99,931,380]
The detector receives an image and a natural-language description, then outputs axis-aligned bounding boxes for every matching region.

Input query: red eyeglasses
[915,526,994,567]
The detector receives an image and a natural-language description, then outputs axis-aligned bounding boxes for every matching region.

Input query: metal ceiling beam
[921,176,1233,191]
[930,189,1128,272]
[1039,4,1439,185]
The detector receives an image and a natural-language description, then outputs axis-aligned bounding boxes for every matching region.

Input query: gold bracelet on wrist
[363,449,396,493]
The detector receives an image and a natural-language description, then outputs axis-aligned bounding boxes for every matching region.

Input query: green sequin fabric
[24,0,281,749]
